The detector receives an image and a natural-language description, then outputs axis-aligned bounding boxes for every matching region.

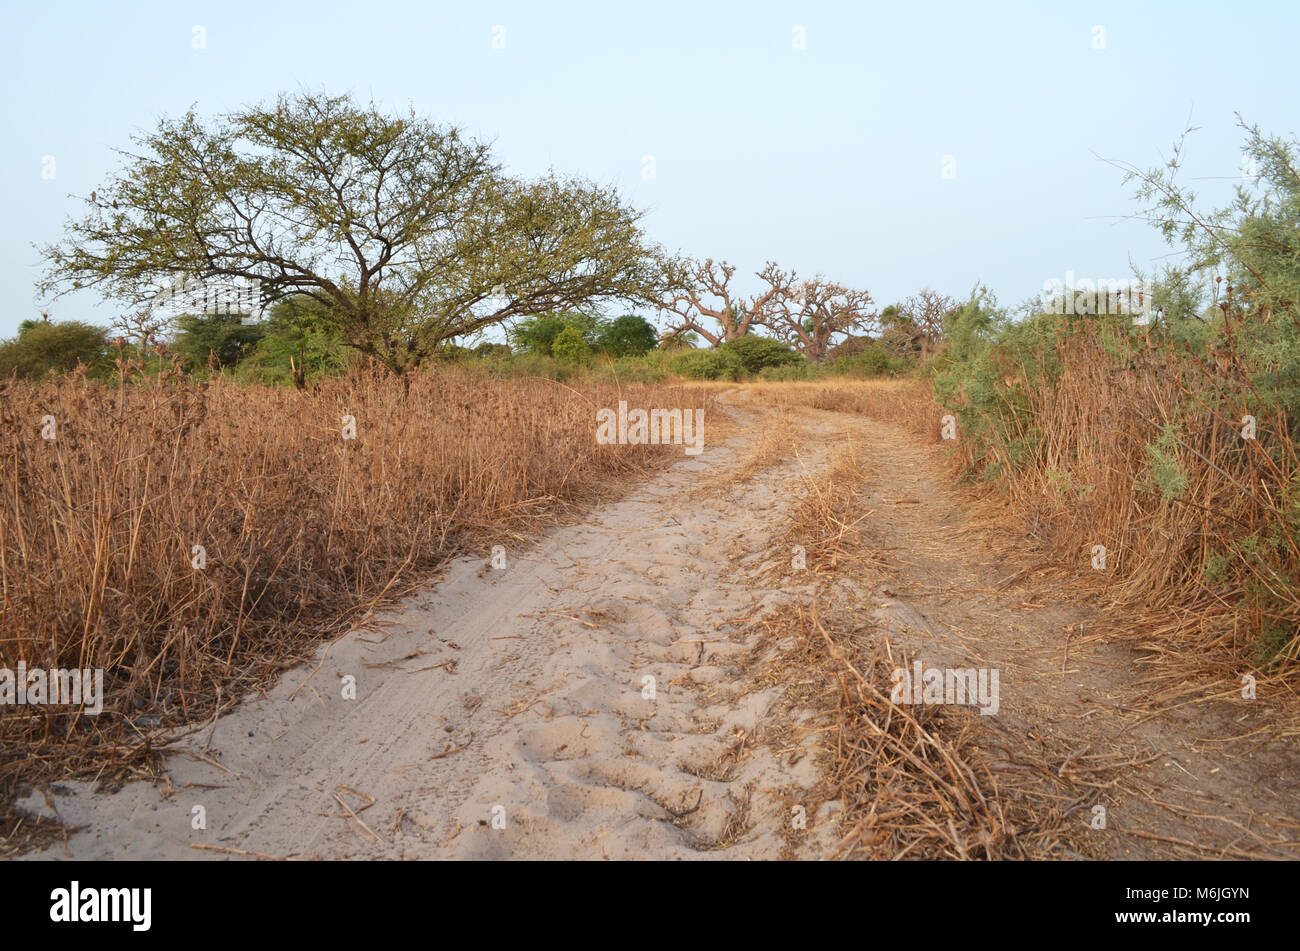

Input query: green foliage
[481,350,583,381]
[435,343,472,361]
[670,348,744,380]
[508,312,601,356]
[230,295,350,384]
[1127,119,1300,422]
[1203,552,1231,587]
[508,314,569,356]
[1254,620,1297,666]
[511,311,656,361]
[0,319,112,379]
[717,335,802,374]
[1142,424,1189,502]
[40,90,673,375]
[929,288,1013,467]
[658,330,699,351]
[595,314,658,357]
[171,312,265,371]
[439,344,670,384]
[473,342,511,359]
[829,340,901,378]
[591,353,669,384]
[759,362,811,381]
[923,122,1300,673]
[940,287,1002,361]
[551,324,592,364]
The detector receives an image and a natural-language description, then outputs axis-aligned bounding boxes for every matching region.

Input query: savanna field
[4,315,1299,860]
[0,364,709,803]
[1,7,1298,895]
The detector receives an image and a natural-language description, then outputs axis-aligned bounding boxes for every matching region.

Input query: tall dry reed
[0,361,708,797]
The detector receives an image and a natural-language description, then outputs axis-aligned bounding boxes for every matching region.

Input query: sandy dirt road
[21,393,1300,860]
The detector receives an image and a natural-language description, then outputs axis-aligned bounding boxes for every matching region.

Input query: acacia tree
[765,269,875,362]
[39,91,671,374]
[657,258,783,348]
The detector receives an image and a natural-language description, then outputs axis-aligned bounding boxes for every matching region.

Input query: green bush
[0,320,112,379]
[508,311,602,356]
[435,343,472,361]
[491,351,574,381]
[670,348,744,380]
[758,362,811,381]
[830,340,900,378]
[171,312,265,372]
[718,335,802,374]
[595,314,658,357]
[507,315,568,355]
[552,324,592,364]
[658,331,699,351]
[230,295,350,385]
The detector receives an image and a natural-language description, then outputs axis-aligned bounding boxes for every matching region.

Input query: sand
[21,391,1300,860]
[21,395,846,859]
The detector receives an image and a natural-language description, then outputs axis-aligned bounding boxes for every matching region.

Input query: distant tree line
[24,87,963,385]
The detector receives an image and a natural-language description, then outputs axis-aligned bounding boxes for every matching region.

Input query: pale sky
[2,0,1296,338]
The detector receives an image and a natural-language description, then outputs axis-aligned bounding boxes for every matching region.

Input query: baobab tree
[658,258,783,348]
[898,288,958,360]
[765,269,876,362]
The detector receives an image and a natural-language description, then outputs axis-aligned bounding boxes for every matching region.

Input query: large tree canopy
[39,91,673,374]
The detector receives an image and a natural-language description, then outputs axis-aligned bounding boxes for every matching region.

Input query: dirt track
[21,392,1300,860]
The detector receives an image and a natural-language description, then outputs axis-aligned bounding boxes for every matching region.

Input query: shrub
[508,312,602,357]
[171,312,266,372]
[718,335,802,374]
[830,340,899,378]
[552,324,592,364]
[758,362,811,381]
[0,319,113,380]
[596,314,658,357]
[230,295,350,385]
[507,315,568,355]
[592,353,668,384]
[670,348,744,380]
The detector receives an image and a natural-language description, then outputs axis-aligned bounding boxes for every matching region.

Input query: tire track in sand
[24,394,848,860]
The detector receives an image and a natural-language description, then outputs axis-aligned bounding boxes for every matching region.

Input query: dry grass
[944,325,1300,706]
[740,358,1300,719]
[0,361,708,805]
[785,444,878,569]
[751,430,1014,858]
[724,406,795,486]
[740,432,1119,859]
[743,378,943,440]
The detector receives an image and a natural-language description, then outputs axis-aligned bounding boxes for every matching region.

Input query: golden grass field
[0,364,708,799]
[3,367,1297,859]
